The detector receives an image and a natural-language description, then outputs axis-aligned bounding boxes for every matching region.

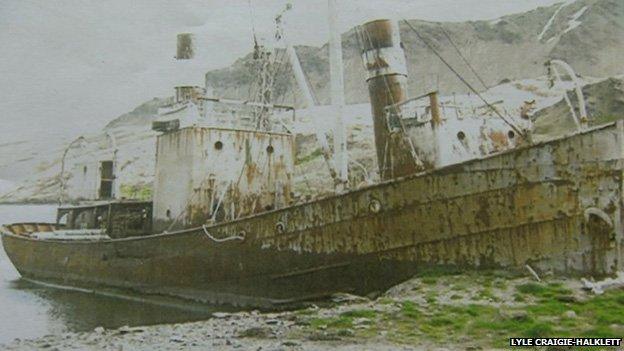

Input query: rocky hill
[533,76,624,138]
[104,97,172,130]
[206,0,624,106]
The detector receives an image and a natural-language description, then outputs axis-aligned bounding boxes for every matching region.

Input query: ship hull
[3,122,624,307]
[1,230,417,307]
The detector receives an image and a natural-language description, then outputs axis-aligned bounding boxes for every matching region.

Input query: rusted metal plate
[241,122,624,276]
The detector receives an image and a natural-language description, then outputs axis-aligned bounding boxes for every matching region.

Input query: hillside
[206,0,624,106]
[532,76,624,139]
[104,97,172,130]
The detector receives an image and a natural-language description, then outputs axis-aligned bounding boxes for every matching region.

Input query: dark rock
[294,319,310,326]
[336,329,355,337]
[500,309,529,321]
[556,294,578,303]
[306,331,342,341]
[238,327,271,338]
[170,337,184,343]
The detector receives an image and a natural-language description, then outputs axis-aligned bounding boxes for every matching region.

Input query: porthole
[275,222,285,234]
[237,230,247,240]
[457,131,466,141]
[214,141,223,150]
[266,145,274,154]
[508,130,516,139]
[369,199,382,213]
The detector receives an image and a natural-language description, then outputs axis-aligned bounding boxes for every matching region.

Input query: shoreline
[0,298,447,351]
[2,272,623,351]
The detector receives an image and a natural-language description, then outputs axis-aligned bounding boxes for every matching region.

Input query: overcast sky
[0,0,565,142]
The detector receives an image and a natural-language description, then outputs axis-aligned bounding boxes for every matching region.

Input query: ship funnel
[357,19,418,180]
[176,33,195,60]
[173,33,204,105]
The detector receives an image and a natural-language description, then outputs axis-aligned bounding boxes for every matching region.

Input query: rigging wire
[402,19,524,138]
[438,24,489,91]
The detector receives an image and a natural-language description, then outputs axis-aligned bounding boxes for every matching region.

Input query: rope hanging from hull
[201,225,246,242]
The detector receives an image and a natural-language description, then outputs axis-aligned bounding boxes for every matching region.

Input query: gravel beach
[3,272,623,351]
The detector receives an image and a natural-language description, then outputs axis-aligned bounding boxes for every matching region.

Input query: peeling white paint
[152,127,295,232]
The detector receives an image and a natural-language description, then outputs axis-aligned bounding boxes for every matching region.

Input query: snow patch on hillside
[564,6,588,34]
[537,0,578,41]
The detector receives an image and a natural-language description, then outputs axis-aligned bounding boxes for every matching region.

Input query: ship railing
[200,97,294,112]
[384,91,442,130]
[200,97,295,134]
[384,91,507,130]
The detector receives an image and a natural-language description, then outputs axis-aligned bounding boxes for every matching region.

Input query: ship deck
[1,224,107,240]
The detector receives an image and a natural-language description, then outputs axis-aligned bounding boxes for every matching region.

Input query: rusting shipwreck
[2,19,622,308]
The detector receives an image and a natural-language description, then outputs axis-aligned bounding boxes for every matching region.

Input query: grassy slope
[288,271,624,349]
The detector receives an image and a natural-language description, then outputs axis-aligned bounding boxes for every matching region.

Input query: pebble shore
[1,307,426,351]
[3,272,622,351]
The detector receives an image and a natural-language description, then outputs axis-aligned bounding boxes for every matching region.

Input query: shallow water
[0,204,215,345]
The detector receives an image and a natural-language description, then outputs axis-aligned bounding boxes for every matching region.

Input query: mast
[287,44,340,183]
[287,45,315,108]
[278,3,340,187]
[328,0,348,190]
